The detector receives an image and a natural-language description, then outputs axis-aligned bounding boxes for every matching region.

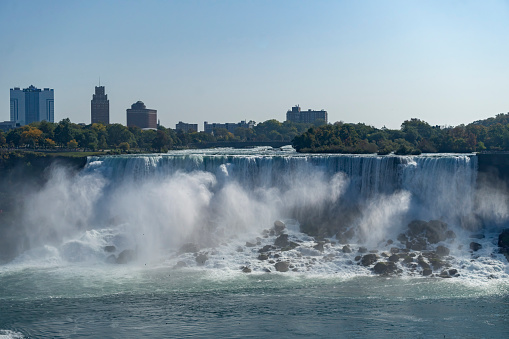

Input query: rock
[242,266,252,273]
[429,258,445,270]
[470,234,485,239]
[373,262,397,275]
[313,242,325,252]
[196,253,208,266]
[439,270,452,278]
[174,261,187,268]
[116,249,136,264]
[498,229,509,250]
[390,247,400,254]
[246,242,256,247]
[360,254,378,266]
[263,267,271,273]
[445,230,456,239]
[258,254,269,261]
[179,243,199,254]
[275,261,290,272]
[274,234,290,248]
[397,233,408,243]
[236,246,244,252]
[418,260,430,270]
[407,219,449,245]
[448,269,458,276]
[354,255,361,261]
[282,242,299,251]
[358,247,368,253]
[105,254,116,264]
[388,254,400,262]
[402,256,413,264]
[436,245,450,257]
[104,245,116,253]
[422,268,433,276]
[274,220,286,234]
[386,239,393,245]
[342,245,352,253]
[258,245,274,253]
[470,242,482,252]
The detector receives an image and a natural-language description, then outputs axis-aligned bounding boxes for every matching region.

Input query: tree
[67,139,78,149]
[152,130,169,152]
[21,127,43,148]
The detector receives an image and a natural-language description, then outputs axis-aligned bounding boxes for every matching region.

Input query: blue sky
[1,0,508,130]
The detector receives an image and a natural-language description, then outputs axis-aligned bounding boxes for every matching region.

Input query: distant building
[286,105,327,124]
[176,121,198,133]
[91,86,109,124]
[126,101,157,129]
[0,121,19,132]
[10,85,54,126]
[204,120,254,134]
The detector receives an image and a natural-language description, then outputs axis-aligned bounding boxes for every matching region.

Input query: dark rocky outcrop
[274,234,290,248]
[116,249,136,264]
[242,266,252,273]
[174,261,187,268]
[422,268,433,276]
[274,220,286,235]
[360,254,378,266]
[498,229,509,261]
[313,242,325,252]
[436,245,450,257]
[104,245,116,253]
[373,261,398,275]
[258,245,274,253]
[275,261,290,272]
[470,242,482,252]
[258,254,269,261]
[342,245,352,253]
[196,253,208,265]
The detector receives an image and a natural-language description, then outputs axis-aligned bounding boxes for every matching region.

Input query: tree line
[0,118,320,152]
[292,113,509,154]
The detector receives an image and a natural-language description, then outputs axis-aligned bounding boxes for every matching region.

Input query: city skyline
[1,1,509,129]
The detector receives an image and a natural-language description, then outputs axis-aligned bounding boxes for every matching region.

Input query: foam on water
[2,148,508,288]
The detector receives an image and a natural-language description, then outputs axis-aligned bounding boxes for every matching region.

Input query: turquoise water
[1,265,508,338]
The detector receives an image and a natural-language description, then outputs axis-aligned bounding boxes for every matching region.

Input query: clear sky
[1,0,508,130]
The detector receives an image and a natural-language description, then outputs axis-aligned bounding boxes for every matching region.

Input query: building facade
[204,120,254,134]
[10,85,54,126]
[286,105,328,124]
[176,121,198,133]
[91,86,109,124]
[126,101,157,129]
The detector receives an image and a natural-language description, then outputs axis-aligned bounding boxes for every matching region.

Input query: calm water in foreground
[1,265,508,338]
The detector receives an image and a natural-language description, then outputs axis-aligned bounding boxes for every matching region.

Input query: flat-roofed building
[204,120,254,134]
[176,121,198,133]
[126,101,157,129]
[10,85,54,126]
[286,105,327,124]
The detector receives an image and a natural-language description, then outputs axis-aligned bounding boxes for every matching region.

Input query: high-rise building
[126,101,157,129]
[286,105,328,124]
[10,85,54,126]
[91,86,109,124]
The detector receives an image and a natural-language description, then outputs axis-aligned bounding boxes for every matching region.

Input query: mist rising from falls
[14,150,490,265]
